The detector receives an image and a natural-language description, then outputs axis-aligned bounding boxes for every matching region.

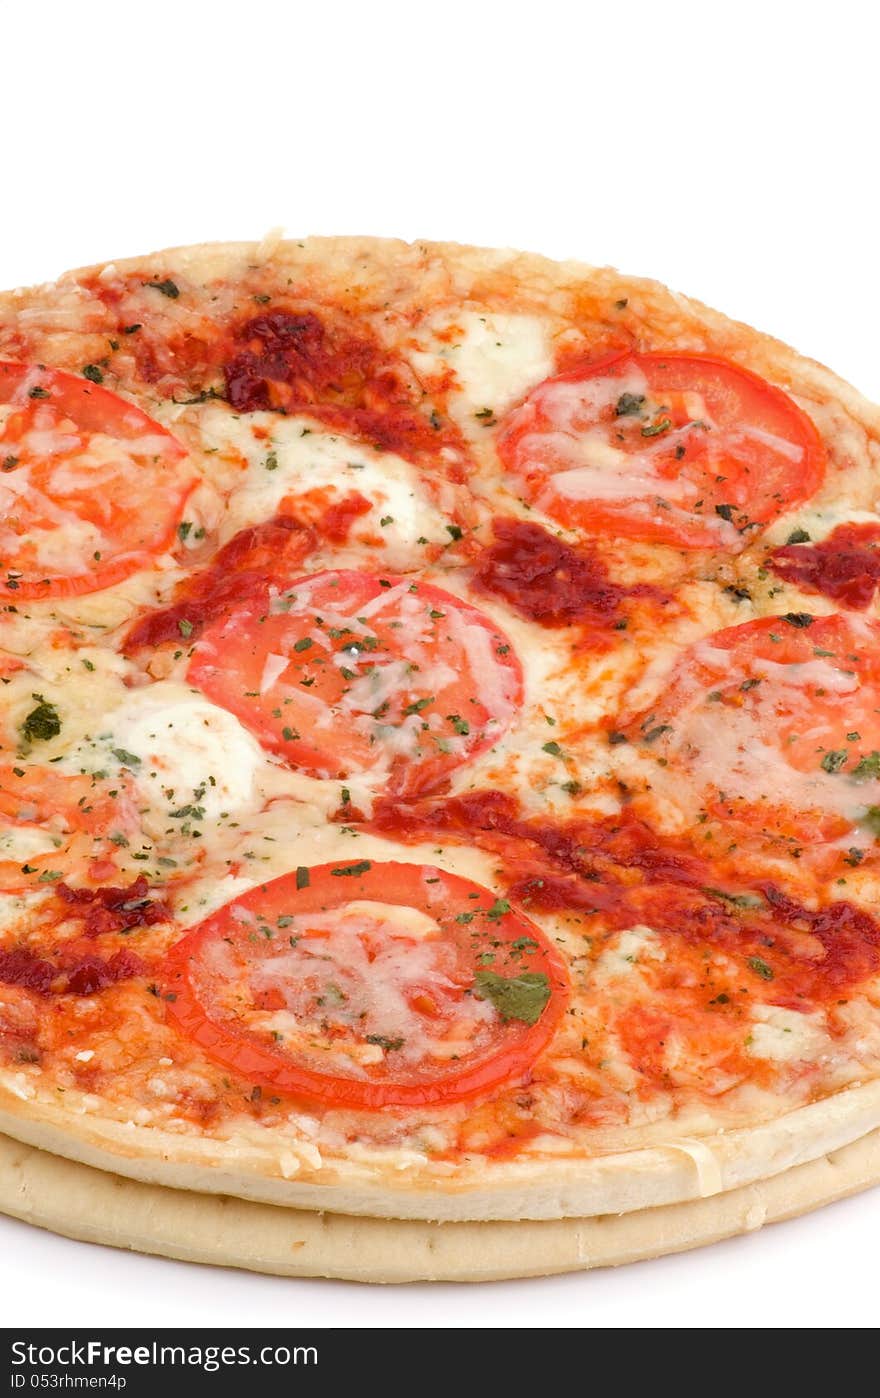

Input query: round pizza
[2,236,880,1229]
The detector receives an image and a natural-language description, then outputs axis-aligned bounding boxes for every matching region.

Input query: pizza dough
[0,1127,877,1283]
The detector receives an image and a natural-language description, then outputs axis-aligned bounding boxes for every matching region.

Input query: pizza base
[0,1127,878,1284]
[3,1075,880,1222]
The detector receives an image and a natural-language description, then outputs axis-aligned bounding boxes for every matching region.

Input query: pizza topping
[223,310,463,466]
[163,860,567,1108]
[123,514,316,653]
[197,406,460,563]
[473,516,662,630]
[0,944,146,997]
[408,311,555,419]
[0,362,191,598]
[187,570,522,794]
[497,352,826,550]
[370,794,880,1004]
[0,766,138,893]
[97,682,266,825]
[20,697,61,745]
[771,522,880,609]
[55,875,171,936]
[625,613,880,842]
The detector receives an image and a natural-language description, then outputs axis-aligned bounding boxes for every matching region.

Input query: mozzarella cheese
[195,405,455,563]
[409,311,555,419]
[94,681,267,823]
[747,1005,830,1063]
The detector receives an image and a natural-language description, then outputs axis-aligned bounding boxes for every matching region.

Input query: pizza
[1,236,880,1229]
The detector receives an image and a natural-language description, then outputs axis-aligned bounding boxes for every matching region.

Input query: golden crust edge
[0,1123,878,1283]
[2,1075,880,1222]
[2,234,877,431]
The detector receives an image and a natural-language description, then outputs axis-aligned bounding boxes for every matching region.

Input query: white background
[1,0,878,1329]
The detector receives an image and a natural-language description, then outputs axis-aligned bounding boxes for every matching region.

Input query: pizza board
[0,1127,878,1284]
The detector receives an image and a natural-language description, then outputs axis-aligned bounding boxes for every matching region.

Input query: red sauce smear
[124,513,317,651]
[771,522,880,610]
[0,878,164,997]
[0,947,146,997]
[224,311,464,468]
[473,518,666,634]
[125,496,380,653]
[371,791,880,1006]
[56,875,171,937]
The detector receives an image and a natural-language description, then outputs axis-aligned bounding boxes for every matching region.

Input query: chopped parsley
[615,392,645,417]
[144,278,180,299]
[747,956,775,981]
[853,752,880,781]
[641,416,672,438]
[112,748,142,767]
[331,861,372,877]
[82,364,104,384]
[365,1034,404,1052]
[21,698,61,744]
[473,971,551,1025]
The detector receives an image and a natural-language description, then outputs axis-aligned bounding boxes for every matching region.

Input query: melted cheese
[409,311,554,423]
[195,405,455,563]
[95,682,267,823]
[242,903,496,1073]
[747,1005,829,1063]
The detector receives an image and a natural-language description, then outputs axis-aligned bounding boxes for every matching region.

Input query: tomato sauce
[224,310,465,469]
[473,518,631,628]
[0,945,147,997]
[0,878,166,998]
[124,513,319,652]
[371,792,880,1007]
[771,523,880,609]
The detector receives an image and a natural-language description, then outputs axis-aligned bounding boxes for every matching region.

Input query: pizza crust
[0,1126,878,1283]
[3,1073,880,1222]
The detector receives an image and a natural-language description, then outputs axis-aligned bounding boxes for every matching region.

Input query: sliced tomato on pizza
[186,569,523,795]
[164,860,568,1108]
[498,352,826,550]
[625,613,880,843]
[0,362,191,598]
[0,765,138,892]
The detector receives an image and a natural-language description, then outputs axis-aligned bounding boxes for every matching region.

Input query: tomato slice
[626,613,880,842]
[186,570,523,795]
[497,352,826,550]
[163,860,568,1108]
[0,765,138,891]
[0,362,191,598]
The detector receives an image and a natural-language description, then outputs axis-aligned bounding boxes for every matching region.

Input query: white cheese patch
[410,311,555,417]
[0,824,60,862]
[0,892,47,937]
[590,926,666,988]
[747,1005,829,1063]
[98,681,266,822]
[195,405,454,562]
